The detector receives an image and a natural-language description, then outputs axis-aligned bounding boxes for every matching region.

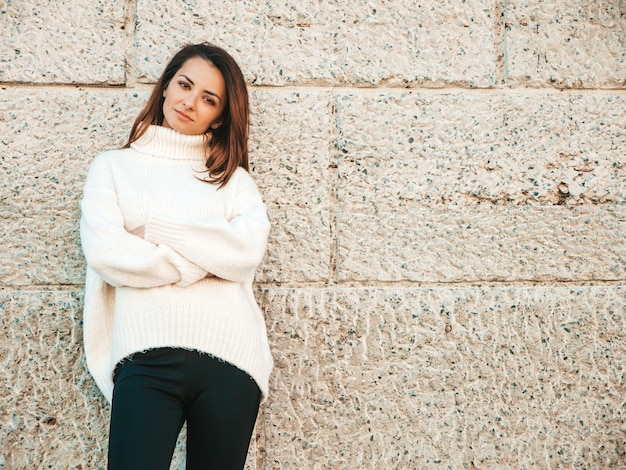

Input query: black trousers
[107,348,261,470]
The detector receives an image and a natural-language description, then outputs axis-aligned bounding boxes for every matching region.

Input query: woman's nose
[183,95,195,110]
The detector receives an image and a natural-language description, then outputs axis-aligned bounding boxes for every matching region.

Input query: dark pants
[107,348,261,470]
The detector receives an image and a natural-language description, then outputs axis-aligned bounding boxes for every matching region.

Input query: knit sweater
[80,125,272,403]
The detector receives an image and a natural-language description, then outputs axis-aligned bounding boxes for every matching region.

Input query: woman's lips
[175,110,193,121]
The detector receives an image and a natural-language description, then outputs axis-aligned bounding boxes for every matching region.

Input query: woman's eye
[179,81,190,89]
[203,97,214,105]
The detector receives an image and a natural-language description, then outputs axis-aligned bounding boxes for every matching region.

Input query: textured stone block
[249,89,332,283]
[0,1,126,84]
[261,286,626,469]
[337,203,625,282]
[0,89,149,285]
[0,289,108,469]
[135,0,495,87]
[249,89,331,207]
[260,203,330,283]
[330,0,496,88]
[335,91,626,206]
[506,1,626,88]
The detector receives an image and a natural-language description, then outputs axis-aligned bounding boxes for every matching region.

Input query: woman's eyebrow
[179,74,222,102]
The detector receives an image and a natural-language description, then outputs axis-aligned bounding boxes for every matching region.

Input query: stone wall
[1,1,624,468]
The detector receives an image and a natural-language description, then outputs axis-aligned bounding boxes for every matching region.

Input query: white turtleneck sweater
[80,125,272,403]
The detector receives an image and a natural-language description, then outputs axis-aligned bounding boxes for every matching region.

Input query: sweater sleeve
[80,153,209,288]
[144,169,270,283]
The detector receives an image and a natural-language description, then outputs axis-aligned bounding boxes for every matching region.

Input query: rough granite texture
[262,286,626,469]
[0,1,127,84]
[506,0,626,88]
[134,0,496,87]
[1,0,625,469]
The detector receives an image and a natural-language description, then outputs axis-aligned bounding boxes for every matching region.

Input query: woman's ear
[210,121,222,130]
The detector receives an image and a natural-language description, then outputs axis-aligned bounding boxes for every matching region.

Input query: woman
[80,43,272,469]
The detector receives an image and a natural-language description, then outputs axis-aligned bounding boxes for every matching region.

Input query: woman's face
[162,57,226,135]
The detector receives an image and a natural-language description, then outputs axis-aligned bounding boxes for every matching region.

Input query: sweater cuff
[144,215,186,248]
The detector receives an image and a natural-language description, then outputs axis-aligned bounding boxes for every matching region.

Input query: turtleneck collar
[130,125,207,161]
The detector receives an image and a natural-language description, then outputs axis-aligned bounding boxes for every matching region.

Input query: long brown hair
[124,43,249,187]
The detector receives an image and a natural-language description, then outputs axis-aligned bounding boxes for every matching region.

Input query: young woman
[80,43,273,469]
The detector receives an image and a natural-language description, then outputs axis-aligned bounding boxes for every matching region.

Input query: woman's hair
[124,43,249,187]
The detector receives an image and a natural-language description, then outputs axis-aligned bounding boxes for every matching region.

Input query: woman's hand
[129,225,145,239]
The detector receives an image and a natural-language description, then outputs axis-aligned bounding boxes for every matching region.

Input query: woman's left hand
[129,225,145,239]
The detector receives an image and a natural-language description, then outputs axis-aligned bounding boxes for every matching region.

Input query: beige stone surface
[250,89,331,207]
[335,91,626,206]
[250,88,332,283]
[0,1,127,84]
[134,0,496,87]
[0,289,108,469]
[1,1,624,468]
[261,203,330,283]
[506,1,626,88]
[0,89,148,285]
[337,204,626,282]
[262,286,626,469]
[4,286,624,468]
